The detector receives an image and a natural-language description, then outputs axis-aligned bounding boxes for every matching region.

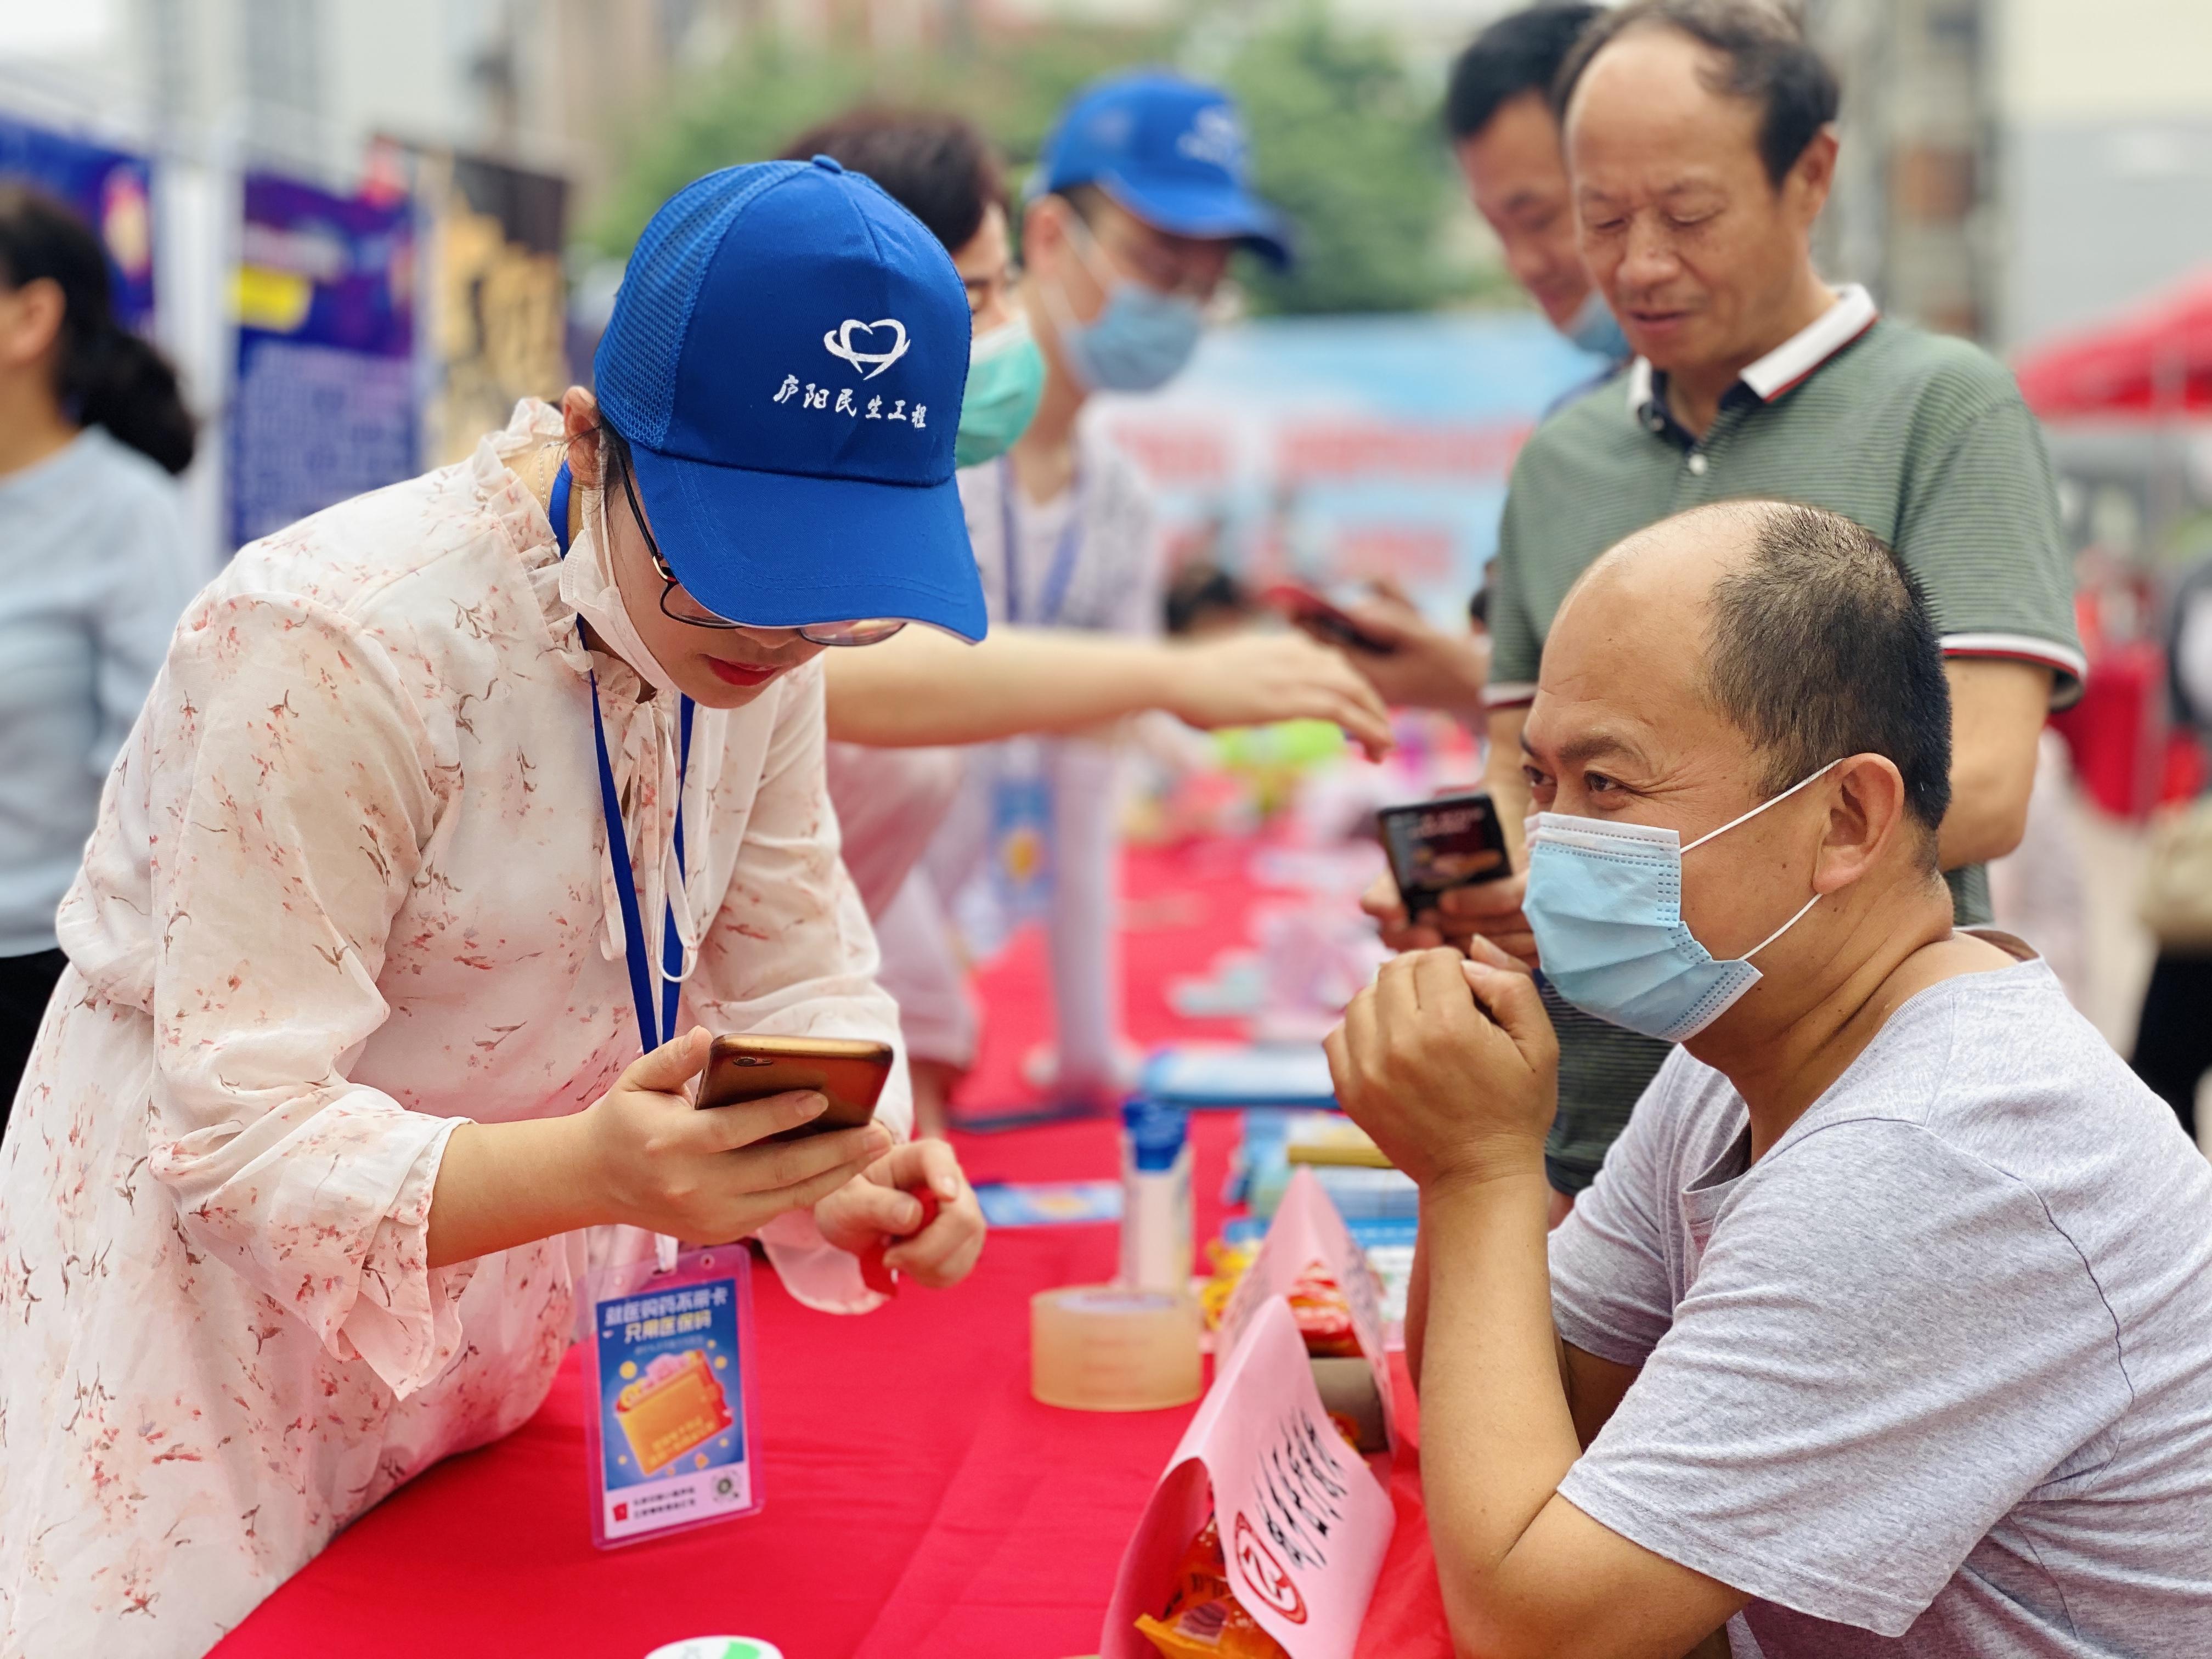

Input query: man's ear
[1787,124,1839,232]
[1022,194,1071,278]
[1814,752,1907,896]
[560,385,602,487]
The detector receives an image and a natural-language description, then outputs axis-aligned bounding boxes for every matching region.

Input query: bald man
[1328,501,2212,1659]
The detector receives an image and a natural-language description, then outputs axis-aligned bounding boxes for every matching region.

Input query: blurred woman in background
[0,185,197,1136]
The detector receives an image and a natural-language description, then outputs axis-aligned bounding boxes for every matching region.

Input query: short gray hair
[1700,502,1951,854]
[1555,0,1841,188]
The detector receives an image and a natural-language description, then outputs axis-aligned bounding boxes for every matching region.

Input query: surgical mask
[1521,761,1838,1042]
[1564,289,1631,362]
[1044,215,1205,392]
[556,471,685,701]
[955,313,1047,467]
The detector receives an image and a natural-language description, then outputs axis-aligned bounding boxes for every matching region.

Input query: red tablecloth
[213,839,1448,1659]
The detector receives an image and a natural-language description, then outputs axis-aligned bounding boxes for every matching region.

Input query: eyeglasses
[1065,206,1227,302]
[619,466,908,648]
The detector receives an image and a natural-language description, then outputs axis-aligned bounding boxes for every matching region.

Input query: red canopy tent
[2014,267,2212,419]
[2013,269,2212,816]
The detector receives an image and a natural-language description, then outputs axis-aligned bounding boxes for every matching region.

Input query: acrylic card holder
[584,1245,762,1549]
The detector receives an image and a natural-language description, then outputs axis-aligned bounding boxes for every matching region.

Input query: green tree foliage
[588,21,1174,259]
[1223,11,1474,315]
[589,5,1494,317]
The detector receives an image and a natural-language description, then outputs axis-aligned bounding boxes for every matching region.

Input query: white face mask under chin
[556,481,685,701]
[552,473,709,995]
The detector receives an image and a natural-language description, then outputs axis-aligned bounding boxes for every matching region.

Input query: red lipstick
[706,657,779,688]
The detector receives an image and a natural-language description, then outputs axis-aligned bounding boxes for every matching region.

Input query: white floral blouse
[0,402,909,1658]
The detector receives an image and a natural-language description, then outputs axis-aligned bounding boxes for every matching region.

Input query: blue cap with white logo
[1032,71,1293,268]
[594,157,988,641]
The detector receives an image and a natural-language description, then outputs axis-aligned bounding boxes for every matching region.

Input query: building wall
[1995,0,2212,346]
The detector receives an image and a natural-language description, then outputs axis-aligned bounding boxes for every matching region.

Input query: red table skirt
[213,840,1450,1658]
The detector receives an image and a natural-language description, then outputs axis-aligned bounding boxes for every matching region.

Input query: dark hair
[1164,561,1251,636]
[1555,0,1841,189]
[0,184,195,474]
[1056,182,1108,225]
[1701,502,1951,853]
[594,417,635,497]
[780,108,1006,255]
[1444,4,1603,142]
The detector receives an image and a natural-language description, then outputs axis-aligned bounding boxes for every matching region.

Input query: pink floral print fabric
[0,402,910,1658]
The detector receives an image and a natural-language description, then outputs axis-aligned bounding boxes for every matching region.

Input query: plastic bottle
[1119,1098,1193,1293]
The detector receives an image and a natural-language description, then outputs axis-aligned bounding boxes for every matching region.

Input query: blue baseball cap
[1032,71,1293,268]
[594,157,988,641]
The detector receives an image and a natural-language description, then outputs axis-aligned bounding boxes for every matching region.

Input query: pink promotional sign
[1101,1295,1396,1659]
[1217,1167,1396,1450]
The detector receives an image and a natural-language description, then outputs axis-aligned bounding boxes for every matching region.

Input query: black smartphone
[1262,582,1400,656]
[1376,789,1511,915]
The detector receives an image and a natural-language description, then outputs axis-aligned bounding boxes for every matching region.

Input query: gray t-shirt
[1550,947,2212,1656]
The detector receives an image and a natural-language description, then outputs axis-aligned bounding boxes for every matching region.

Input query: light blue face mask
[1522,762,1837,1042]
[955,314,1047,468]
[1564,288,1631,363]
[1045,215,1206,393]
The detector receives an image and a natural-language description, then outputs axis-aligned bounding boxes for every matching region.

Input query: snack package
[1285,1263,1362,1359]
[1217,1169,1395,1453]
[1135,1516,1294,1658]
[1137,1594,1290,1658]
[1198,1237,1259,1331]
[584,1245,761,1548]
[1101,1296,1395,1659]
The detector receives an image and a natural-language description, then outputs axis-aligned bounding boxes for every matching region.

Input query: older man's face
[1519,518,1830,965]
[1564,25,1829,377]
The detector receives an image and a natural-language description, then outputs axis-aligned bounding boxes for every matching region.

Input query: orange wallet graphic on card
[614,1349,734,1474]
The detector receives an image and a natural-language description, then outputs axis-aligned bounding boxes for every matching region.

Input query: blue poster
[228,174,416,548]
[0,115,155,329]
[1093,313,1607,625]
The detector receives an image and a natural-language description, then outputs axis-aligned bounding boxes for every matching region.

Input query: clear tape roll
[1030,1284,1204,1412]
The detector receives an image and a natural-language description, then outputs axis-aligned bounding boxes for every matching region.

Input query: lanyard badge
[552,460,697,1057]
[553,461,696,1274]
[989,736,1054,927]
[584,1244,762,1547]
[985,458,1084,929]
[554,474,764,1549]
[995,454,1084,629]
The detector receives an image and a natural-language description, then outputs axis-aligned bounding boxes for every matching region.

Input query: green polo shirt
[1488,290,2084,1193]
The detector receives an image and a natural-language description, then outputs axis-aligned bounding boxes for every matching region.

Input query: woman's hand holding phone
[814,1139,987,1290]
[582,1028,894,1244]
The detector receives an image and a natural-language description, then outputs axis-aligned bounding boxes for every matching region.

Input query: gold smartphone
[696,1034,894,1142]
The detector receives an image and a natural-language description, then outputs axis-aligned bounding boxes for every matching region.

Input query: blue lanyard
[996,455,1084,627]
[551,461,695,1054]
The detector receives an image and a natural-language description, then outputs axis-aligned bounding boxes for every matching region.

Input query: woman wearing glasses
[0,159,986,1657]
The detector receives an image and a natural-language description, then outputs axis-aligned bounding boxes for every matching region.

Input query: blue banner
[228,173,416,548]
[1095,313,1609,623]
[0,114,156,329]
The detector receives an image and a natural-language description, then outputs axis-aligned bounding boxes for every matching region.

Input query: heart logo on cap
[822,317,911,380]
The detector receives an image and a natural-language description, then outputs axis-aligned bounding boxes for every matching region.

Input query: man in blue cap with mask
[922,70,1293,1110]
